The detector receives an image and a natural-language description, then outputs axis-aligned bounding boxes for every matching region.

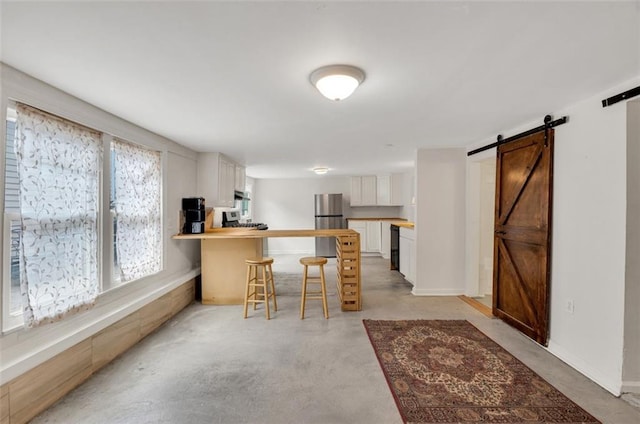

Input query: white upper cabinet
[218,156,235,207]
[350,176,363,206]
[234,164,246,192]
[377,174,404,206]
[361,176,377,205]
[350,174,403,206]
[197,153,244,207]
[376,175,391,205]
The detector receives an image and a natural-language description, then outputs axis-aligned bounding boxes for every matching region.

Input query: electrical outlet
[566,299,575,314]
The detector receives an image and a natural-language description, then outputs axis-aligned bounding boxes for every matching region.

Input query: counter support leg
[335,235,361,311]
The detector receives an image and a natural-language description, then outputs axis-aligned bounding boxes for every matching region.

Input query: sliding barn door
[493,129,553,346]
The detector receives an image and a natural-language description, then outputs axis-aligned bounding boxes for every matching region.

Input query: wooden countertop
[346,217,407,221]
[390,221,415,229]
[173,228,360,240]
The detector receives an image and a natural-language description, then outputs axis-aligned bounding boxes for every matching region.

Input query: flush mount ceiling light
[313,167,329,175]
[310,64,365,101]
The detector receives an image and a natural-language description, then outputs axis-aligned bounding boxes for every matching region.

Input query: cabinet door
[361,176,377,205]
[350,177,362,206]
[380,221,391,259]
[226,161,235,205]
[218,157,235,206]
[399,228,415,284]
[366,221,382,252]
[399,236,409,276]
[377,176,391,205]
[234,165,246,192]
[348,221,368,252]
[216,157,228,206]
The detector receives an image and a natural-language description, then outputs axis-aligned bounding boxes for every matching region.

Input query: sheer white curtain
[112,138,162,282]
[15,104,102,327]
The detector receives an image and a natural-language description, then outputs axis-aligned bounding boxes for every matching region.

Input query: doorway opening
[464,153,496,313]
[476,158,496,307]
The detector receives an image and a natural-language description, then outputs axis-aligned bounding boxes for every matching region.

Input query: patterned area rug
[363,320,601,424]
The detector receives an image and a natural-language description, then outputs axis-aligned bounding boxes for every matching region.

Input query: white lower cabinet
[399,227,415,285]
[348,221,367,251]
[380,221,391,259]
[348,220,382,253]
[366,221,381,252]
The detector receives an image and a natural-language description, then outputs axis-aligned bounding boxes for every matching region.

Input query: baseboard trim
[411,288,464,296]
[621,380,640,394]
[547,340,622,396]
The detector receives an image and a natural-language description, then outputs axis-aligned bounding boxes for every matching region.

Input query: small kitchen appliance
[182,197,206,234]
[222,210,268,230]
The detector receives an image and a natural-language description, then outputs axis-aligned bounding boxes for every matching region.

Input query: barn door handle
[495,230,506,235]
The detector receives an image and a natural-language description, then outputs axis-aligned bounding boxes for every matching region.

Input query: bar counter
[173,228,361,311]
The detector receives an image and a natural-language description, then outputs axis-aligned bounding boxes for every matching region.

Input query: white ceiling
[1,1,638,178]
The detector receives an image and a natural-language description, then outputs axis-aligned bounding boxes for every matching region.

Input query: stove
[222,210,268,230]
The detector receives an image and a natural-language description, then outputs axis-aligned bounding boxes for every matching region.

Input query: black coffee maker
[181,197,206,234]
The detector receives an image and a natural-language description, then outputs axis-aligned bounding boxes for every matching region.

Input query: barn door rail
[602,85,640,108]
[467,115,568,157]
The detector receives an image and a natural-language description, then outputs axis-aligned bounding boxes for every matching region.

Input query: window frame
[107,136,164,290]
[2,211,22,330]
[1,104,165,333]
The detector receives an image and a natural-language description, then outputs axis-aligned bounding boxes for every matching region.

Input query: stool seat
[243,257,277,319]
[299,257,328,266]
[299,256,329,319]
[246,257,274,265]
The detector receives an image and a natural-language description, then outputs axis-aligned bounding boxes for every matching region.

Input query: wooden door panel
[494,130,553,346]
[506,167,547,228]
[497,141,542,223]
[495,240,546,327]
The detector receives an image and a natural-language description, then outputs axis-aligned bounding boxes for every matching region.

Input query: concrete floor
[33,255,640,424]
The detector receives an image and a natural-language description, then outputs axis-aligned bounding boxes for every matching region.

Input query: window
[2,104,164,332]
[111,138,162,284]
[10,104,102,328]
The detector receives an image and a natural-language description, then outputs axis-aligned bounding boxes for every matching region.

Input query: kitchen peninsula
[173,229,361,311]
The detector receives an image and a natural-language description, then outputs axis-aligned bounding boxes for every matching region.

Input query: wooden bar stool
[243,257,277,319]
[299,257,329,319]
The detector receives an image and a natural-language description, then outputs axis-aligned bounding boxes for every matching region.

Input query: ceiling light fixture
[313,167,329,175]
[310,64,365,101]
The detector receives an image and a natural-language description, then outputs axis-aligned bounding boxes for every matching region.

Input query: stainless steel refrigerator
[315,193,345,257]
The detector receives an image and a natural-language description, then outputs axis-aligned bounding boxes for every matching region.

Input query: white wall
[167,152,201,269]
[0,64,200,385]
[548,83,629,395]
[414,148,466,295]
[252,174,412,255]
[253,177,351,254]
[462,78,640,396]
[624,100,640,393]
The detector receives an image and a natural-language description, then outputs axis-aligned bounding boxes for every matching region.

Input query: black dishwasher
[390,224,400,270]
